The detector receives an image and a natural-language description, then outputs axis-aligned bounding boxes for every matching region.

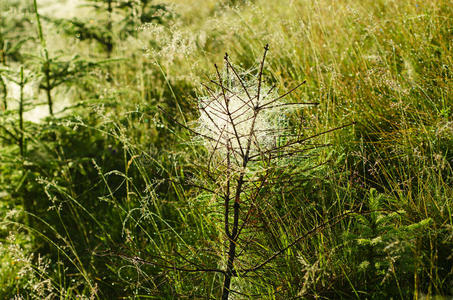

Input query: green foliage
[0,0,452,298]
[0,0,34,65]
[48,0,172,56]
[344,189,433,298]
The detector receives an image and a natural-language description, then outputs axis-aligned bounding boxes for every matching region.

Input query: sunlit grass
[0,0,451,298]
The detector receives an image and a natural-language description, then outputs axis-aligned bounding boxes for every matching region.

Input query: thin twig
[95,251,225,274]
[240,210,357,275]
[224,55,253,101]
[258,80,307,109]
[249,122,356,159]
[256,44,269,107]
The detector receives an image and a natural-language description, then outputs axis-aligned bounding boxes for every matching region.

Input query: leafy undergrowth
[0,0,451,298]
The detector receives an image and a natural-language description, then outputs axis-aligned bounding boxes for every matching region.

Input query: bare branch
[249,122,356,159]
[224,55,253,101]
[208,79,253,110]
[260,102,319,110]
[207,125,226,176]
[260,84,277,102]
[157,105,241,156]
[256,44,269,107]
[240,210,357,275]
[95,251,225,274]
[258,80,307,109]
[215,64,246,158]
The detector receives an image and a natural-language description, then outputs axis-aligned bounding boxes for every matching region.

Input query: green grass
[0,0,451,298]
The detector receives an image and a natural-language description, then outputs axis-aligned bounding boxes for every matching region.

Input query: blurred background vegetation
[0,0,451,298]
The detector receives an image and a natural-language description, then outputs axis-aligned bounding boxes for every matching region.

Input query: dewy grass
[0,0,451,298]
